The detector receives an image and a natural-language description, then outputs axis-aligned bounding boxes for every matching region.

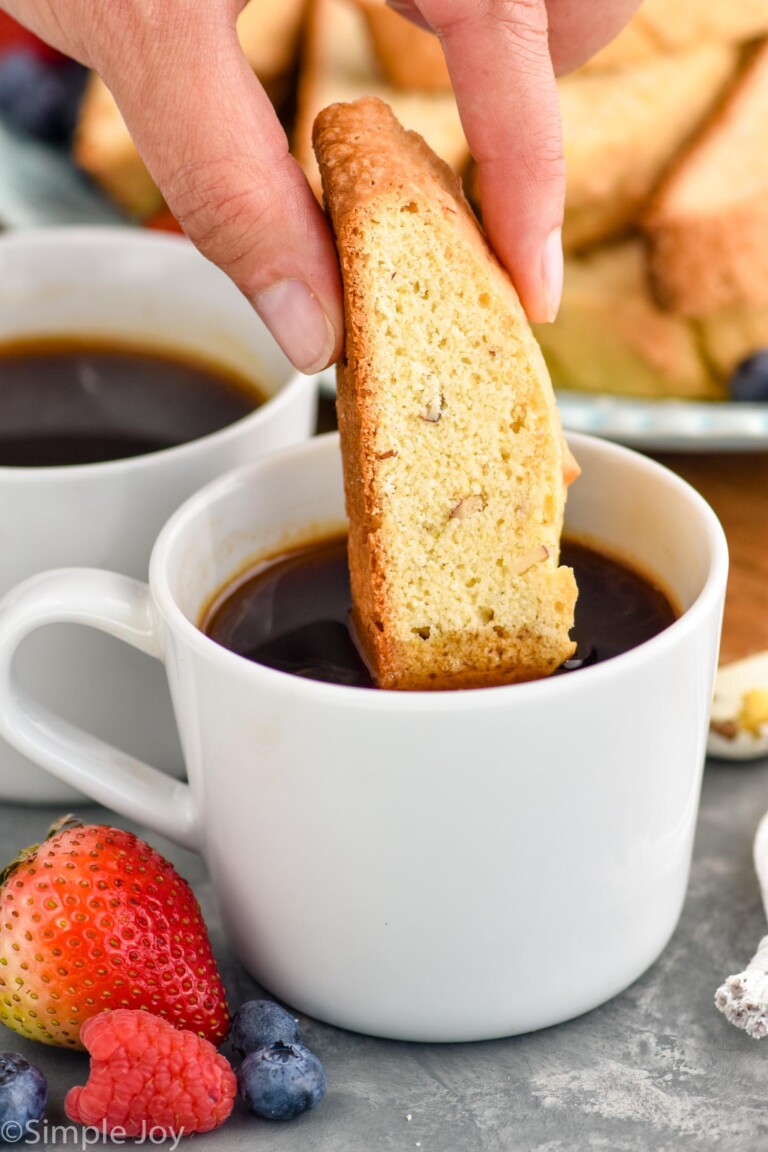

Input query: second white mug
[0,227,316,804]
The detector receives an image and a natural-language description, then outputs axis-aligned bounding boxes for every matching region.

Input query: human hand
[386,0,643,323]
[1,0,344,374]
[1,0,640,369]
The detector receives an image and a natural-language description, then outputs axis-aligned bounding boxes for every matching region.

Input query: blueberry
[0,1053,47,1143]
[237,1043,326,1121]
[0,50,88,144]
[728,350,768,402]
[230,999,302,1059]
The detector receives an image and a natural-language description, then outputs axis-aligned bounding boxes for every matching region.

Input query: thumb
[97,9,342,373]
[395,0,565,324]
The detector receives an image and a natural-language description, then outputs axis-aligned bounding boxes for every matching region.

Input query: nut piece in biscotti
[312,97,578,691]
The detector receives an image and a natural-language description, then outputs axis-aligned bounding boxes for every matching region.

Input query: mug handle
[0,568,200,851]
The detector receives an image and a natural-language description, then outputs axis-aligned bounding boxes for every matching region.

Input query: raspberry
[65,1010,236,1137]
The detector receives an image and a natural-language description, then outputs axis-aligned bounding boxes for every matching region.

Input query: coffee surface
[203,534,678,689]
[0,338,265,466]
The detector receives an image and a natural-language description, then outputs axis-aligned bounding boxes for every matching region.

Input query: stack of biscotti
[644,40,768,318]
[313,97,577,691]
[557,43,737,253]
[581,0,768,70]
[294,0,469,200]
[527,6,768,399]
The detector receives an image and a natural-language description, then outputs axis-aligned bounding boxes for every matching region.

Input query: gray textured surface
[2,758,768,1152]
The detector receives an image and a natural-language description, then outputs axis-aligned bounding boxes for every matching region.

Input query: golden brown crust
[314,97,577,691]
[313,93,467,225]
[645,202,768,317]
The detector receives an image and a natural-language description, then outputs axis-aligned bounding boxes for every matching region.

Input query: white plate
[556,392,768,453]
[0,116,126,227]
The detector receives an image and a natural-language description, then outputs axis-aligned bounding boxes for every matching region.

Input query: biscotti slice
[643,40,768,317]
[558,42,737,252]
[295,0,469,199]
[313,97,577,691]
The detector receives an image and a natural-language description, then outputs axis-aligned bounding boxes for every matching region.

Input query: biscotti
[700,303,768,379]
[313,97,578,691]
[643,40,768,317]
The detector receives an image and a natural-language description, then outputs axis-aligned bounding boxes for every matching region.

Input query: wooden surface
[654,452,768,666]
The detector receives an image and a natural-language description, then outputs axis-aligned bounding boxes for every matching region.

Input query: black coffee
[0,337,267,467]
[202,534,678,689]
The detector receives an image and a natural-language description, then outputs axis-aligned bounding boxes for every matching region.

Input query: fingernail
[254,279,335,373]
[385,1,432,32]
[541,228,563,323]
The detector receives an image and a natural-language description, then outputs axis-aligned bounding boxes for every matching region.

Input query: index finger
[399,0,565,323]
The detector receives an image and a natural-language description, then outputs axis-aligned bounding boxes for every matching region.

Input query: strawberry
[0,817,230,1049]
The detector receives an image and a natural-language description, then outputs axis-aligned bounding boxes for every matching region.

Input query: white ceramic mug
[0,227,316,804]
[0,432,727,1042]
